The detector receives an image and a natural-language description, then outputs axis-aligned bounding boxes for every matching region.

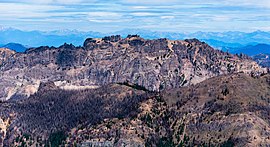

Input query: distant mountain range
[0,27,103,47]
[1,27,270,47]
[230,44,270,56]
[1,28,270,56]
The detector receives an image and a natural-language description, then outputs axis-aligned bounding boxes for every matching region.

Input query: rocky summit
[0,35,266,101]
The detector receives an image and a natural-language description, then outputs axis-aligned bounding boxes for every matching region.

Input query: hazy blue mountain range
[1,28,270,55]
[231,44,270,56]
[0,28,270,46]
[103,29,270,50]
[0,28,103,48]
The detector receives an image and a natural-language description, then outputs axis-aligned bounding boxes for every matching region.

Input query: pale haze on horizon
[0,0,270,33]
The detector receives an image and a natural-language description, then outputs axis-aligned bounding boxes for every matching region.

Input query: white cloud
[0,2,88,23]
[23,0,97,5]
[161,16,175,19]
[131,12,158,17]
[198,0,270,8]
[1,0,270,32]
[131,6,149,9]
[224,0,270,8]
[123,0,270,8]
[88,12,125,23]
[89,12,121,17]
[212,16,231,21]
[0,3,63,18]
[122,0,178,5]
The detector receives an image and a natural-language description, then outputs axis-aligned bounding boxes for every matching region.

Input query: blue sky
[0,0,270,33]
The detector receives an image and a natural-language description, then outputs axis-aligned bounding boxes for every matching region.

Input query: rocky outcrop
[0,36,267,100]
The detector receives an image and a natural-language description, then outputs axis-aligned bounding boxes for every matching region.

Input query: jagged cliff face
[0,36,266,100]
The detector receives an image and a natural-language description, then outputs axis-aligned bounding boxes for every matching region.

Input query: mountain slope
[161,73,270,146]
[66,73,270,146]
[0,36,266,101]
[1,73,269,146]
[0,83,152,146]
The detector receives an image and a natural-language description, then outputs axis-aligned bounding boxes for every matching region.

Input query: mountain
[0,36,269,146]
[1,43,27,52]
[113,29,270,49]
[0,28,104,47]
[114,29,270,45]
[230,44,270,56]
[253,53,270,68]
[0,72,269,146]
[0,36,266,101]
[113,29,186,40]
[1,27,270,49]
[200,39,244,51]
[188,31,270,46]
